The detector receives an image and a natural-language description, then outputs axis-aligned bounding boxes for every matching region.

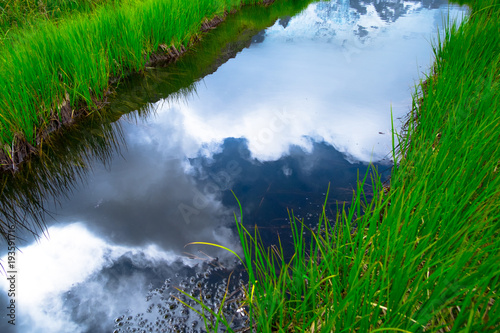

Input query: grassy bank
[187,0,500,331]
[0,0,280,170]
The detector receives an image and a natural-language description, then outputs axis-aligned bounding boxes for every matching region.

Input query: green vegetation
[185,0,500,331]
[0,0,282,168]
[0,0,121,38]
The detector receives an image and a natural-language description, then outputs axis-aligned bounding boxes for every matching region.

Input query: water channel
[0,1,465,332]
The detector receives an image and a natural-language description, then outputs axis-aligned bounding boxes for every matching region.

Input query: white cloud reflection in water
[0,223,198,333]
[156,1,464,163]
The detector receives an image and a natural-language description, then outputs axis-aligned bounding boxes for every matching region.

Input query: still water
[0,0,465,332]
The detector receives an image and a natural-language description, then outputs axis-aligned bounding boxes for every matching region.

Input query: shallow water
[0,1,465,332]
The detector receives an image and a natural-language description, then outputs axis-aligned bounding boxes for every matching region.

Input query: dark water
[0,1,465,332]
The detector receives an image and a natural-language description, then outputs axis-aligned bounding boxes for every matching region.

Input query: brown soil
[0,0,276,173]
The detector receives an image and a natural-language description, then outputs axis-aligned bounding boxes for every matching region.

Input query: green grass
[0,0,122,38]
[0,0,281,167]
[186,0,500,331]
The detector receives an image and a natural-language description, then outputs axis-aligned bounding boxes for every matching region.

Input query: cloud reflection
[48,112,241,260]
[155,1,464,163]
[0,223,197,332]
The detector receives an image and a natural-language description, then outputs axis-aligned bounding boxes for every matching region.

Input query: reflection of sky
[160,1,464,162]
[0,222,202,332]
[0,1,466,332]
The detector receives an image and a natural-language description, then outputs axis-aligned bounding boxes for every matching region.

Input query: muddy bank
[0,0,275,172]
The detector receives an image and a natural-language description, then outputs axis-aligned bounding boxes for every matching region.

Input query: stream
[0,1,465,332]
